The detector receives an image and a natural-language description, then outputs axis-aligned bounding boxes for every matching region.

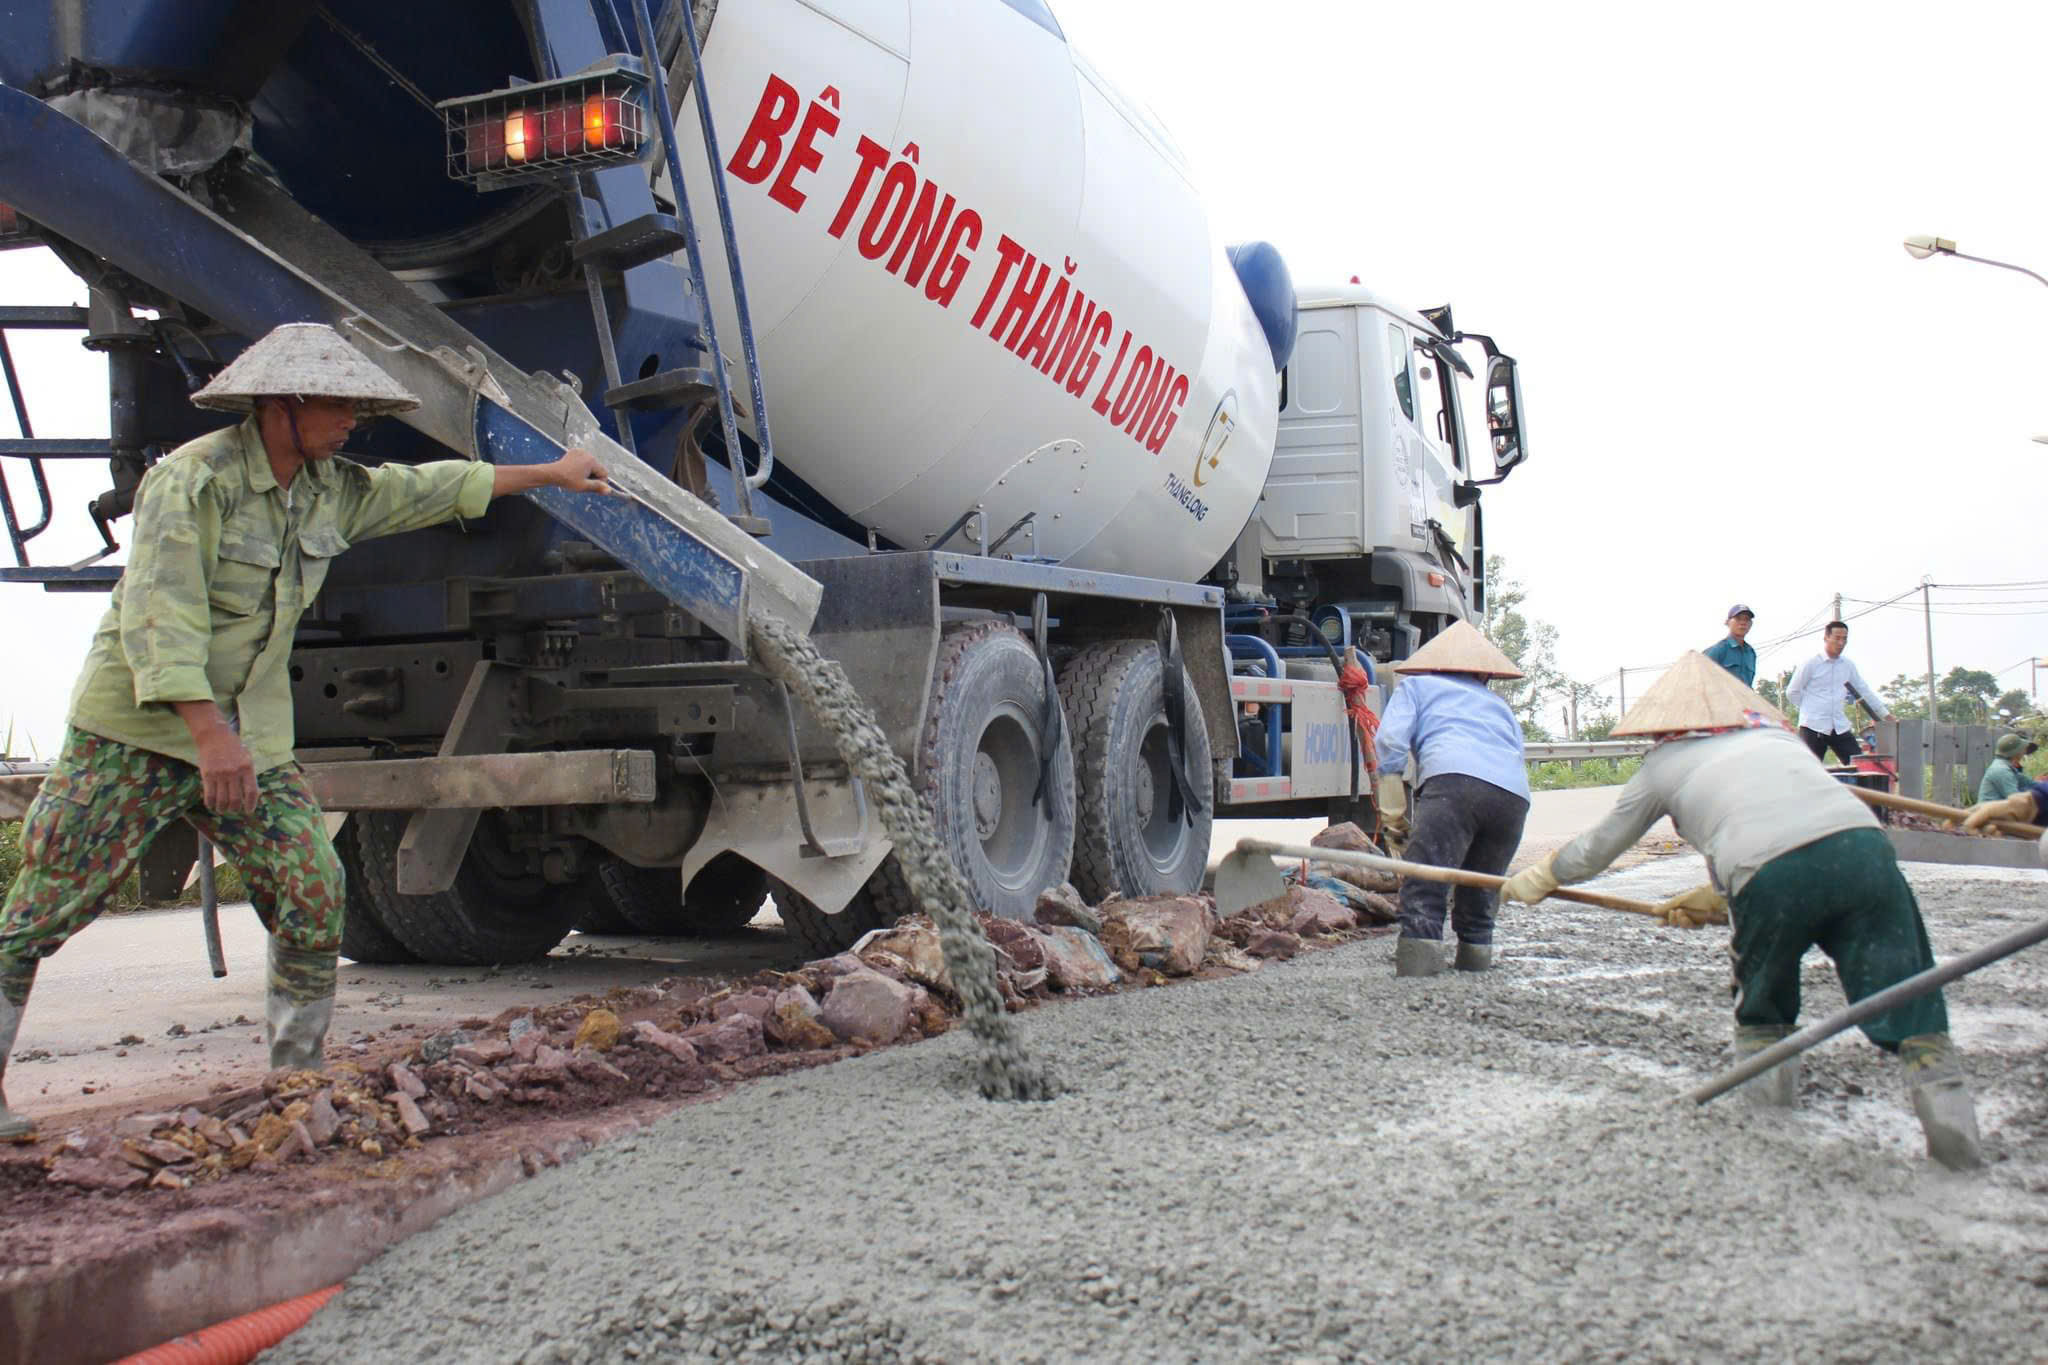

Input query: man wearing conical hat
[0,323,610,1142]
[1373,620,1532,977]
[1498,651,1984,1170]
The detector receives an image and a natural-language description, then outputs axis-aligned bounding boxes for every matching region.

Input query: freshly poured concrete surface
[275,856,2048,1363]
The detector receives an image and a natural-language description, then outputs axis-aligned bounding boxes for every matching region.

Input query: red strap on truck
[1337,662,1380,777]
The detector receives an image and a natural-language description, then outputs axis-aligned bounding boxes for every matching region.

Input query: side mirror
[1485,353,1528,476]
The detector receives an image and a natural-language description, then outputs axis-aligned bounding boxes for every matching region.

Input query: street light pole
[1902,235,2048,444]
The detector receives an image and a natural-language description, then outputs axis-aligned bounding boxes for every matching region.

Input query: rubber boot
[1900,1034,1984,1172]
[1732,1024,1799,1109]
[1394,937,1445,978]
[1453,943,1495,973]
[266,940,337,1072]
[0,960,37,1143]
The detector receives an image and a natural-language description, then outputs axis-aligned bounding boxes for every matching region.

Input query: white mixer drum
[669,0,1282,582]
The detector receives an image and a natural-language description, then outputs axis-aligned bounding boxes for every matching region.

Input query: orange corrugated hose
[1337,660,1383,835]
[116,1285,343,1364]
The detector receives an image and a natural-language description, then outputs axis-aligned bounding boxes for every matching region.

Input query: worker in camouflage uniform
[1500,651,1984,1171]
[0,323,610,1142]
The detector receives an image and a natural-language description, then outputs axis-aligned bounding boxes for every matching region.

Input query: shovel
[1214,837,1667,920]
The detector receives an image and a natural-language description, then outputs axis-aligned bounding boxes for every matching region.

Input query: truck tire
[822,622,1077,945]
[1059,639,1213,902]
[596,853,769,936]
[571,888,635,936]
[333,819,420,965]
[350,810,584,965]
[771,876,890,959]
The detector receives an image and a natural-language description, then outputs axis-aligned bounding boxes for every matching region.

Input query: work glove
[1498,850,1561,905]
[1654,884,1728,930]
[1962,792,2035,833]
[1375,773,1411,847]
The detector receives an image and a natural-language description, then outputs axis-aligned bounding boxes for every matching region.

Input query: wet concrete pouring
[8,834,2048,1361]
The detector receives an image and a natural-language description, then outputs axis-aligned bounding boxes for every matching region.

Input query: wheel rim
[1136,717,1191,872]
[974,702,1050,893]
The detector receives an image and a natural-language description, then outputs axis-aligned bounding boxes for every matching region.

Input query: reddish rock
[568,1051,632,1084]
[149,1167,190,1191]
[126,1137,197,1167]
[111,1113,177,1139]
[983,917,1047,972]
[857,917,952,994]
[1033,882,1102,935]
[1035,926,1122,990]
[1311,821,1381,853]
[687,1011,767,1063]
[392,1093,432,1137]
[712,989,779,1025]
[1289,893,1359,937]
[450,1039,513,1068]
[1112,896,1215,976]
[819,967,918,1044]
[386,1062,427,1099]
[48,1157,147,1192]
[764,987,837,1049]
[1246,929,1302,960]
[303,1091,341,1147]
[509,1028,544,1064]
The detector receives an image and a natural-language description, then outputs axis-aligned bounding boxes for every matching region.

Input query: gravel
[271,855,2048,1363]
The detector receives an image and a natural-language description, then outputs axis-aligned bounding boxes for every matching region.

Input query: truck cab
[1222,283,1527,665]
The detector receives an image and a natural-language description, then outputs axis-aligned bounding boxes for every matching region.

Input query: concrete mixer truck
[0,0,1530,963]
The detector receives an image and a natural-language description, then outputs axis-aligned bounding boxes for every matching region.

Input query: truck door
[1411,336,1475,567]
[1255,308,1365,557]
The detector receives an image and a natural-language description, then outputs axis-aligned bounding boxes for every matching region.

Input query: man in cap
[0,323,610,1142]
[1785,621,1890,766]
[1977,733,2036,804]
[1702,604,1756,686]
[1499,652,1984,1170]
[1372,620,1531,977]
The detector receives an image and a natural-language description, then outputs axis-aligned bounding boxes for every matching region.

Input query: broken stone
[278,1121,315,1162]
[1355,890,1400,924]
[767,999,837,1050]
[148,1167,189,1191]
[450,1039,513,1069]
[568,1051,632,1084]
[819,967,917,1045]
[509,1027,543,1063]
[983,917,1047,973]
[1311,821,1380,853]
[1246,929,1302,960]
[687,1011,767,1063]
[1288,892,1358,937]
[1206,941,1262,973]
[1037,926,1121,990]
[1112,896,1215,976]
[387,1062,427,1099]
[294,1092,337,1148]
[711,989,778,1026]
[856,918,953,994]
[573,1009,622,1053]
[418,1030,473,1064]
[507,1015,536,1042]
[127,1137,197,1167]
[392,1093,431,1138]
[195,1116,232,1149]
[631,1020,703,1064]
[249,1112,295,1154]
[1033,881,1103,936]
[48,1157,147,1192]
[112,1113,177,1139]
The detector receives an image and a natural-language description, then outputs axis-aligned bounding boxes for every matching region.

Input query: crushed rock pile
[22,872,1388,1198]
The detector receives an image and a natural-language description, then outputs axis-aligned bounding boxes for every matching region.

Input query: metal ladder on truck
[0,0,821,648]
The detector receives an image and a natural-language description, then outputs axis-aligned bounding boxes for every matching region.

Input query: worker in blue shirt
[1374,620,1530,977]
[1702,603,1757,686]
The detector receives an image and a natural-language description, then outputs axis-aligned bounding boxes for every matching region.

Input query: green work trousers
[1728,826,1947,1051]
[0,728,343,1002]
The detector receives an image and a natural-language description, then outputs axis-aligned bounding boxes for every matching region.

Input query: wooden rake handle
[1849,785,2045,840]
[1234,838,1668,918]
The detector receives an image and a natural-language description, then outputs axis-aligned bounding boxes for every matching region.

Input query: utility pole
[1922,579,1938,795]
[1618,668,1628,716]
[1832,592,1843,622]
[1568,687,1579,741]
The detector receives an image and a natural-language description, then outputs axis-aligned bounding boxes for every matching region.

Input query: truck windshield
[999,0,1064,38]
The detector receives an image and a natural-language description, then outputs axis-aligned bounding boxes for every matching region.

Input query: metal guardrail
[1523,739,1653,763]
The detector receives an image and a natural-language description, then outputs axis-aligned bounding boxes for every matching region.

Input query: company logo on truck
[727,76,1192,458]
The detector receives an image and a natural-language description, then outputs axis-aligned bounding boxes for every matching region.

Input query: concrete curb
[0,1102,681,1365]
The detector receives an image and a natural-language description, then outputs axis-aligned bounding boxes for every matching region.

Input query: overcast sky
[4,0,2047,751]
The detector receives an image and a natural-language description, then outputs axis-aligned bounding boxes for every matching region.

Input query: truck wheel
[904,621,1075,919]
[596,853,769,936]
[350,810,584,965]
[333,819,420,964]
[1059,639,1213,902]
[770,877,890,958]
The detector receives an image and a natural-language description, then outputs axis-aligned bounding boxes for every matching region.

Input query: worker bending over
[1373,621,1530,977]
[1500,651,1982,1170]
[0,324,609,1143]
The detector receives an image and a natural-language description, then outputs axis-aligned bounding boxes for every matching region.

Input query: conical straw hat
[192,323,420,415]
[1610,650,1790,737]
[1391,620,1523,678]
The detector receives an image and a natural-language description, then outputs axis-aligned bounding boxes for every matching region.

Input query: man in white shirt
[1784,621,1889,765]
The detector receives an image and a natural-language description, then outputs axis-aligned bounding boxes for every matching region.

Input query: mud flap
[1157,608,1204,826]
